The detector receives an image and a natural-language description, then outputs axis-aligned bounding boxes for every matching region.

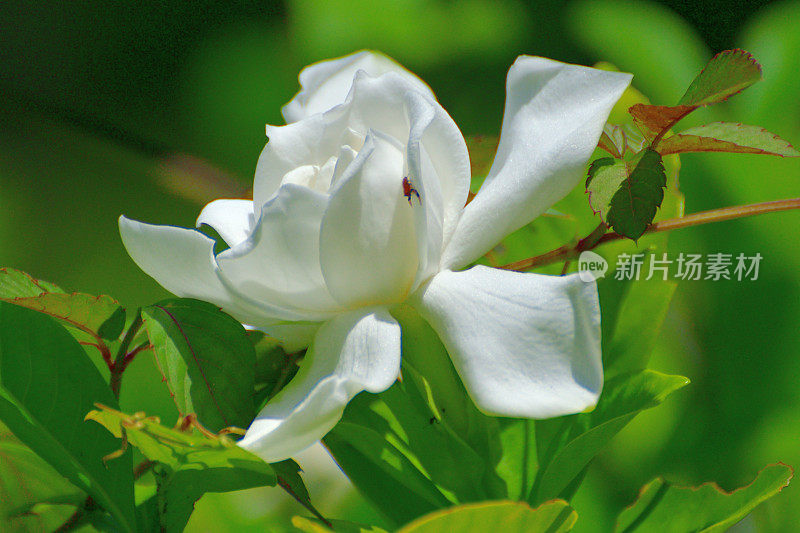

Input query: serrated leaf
[530,370,689,504]
[142,298,256,432]
[0,302,135,531]
[1,293,126,341]
[678,49,762,106]
[87,404,276,533]
[615,463,792,532]
[586,149,667,239]
[0,268,64,297]
[657,122,800,157]
[397,500,577,533]
[628,104,697,140]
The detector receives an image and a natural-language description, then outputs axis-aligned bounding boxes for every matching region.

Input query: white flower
[119,50,631,462]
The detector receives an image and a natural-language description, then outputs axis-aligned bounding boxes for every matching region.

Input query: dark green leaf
[0,302,135,531]
[530,370,689,504]
[587,149,667,240]
[397,500,577,533]
[657,122,800,157]
[87,404,276,533]
[678,49,762,106]
[142,298,256,431]
[324,419,452,527]
[615,464,792,532]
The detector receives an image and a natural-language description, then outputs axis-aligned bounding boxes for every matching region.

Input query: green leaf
[292,516,389,533]
[0,268,64,297]
[396,500,577,533]
[657,122,800,157]
[678,49,762,106]
[86,404,276,532]
[0,439,84,530]
[326,306,505,526]
[530,370,689,504]
[0,292,126,341]
[142,298,256,431]
[599,276,678,377]
[324,415,454,527]
[272,459,327,526]
[0,301,135,531]
[586,149,667,239]
[615,464,792,532]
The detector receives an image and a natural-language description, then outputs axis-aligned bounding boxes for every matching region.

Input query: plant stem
[498,198,800,272]
[110,309,144,400]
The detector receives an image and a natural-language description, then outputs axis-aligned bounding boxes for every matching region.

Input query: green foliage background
[1,0,799,531]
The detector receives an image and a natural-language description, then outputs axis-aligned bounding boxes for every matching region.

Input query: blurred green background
[2,0,799,531]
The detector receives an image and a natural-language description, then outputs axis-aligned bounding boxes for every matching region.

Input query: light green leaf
[0,439,84,531]
[397,500,577,533]
[0,302,135,531]
[599,276,678,377]
[657,122,800,157]
[586,149,667,239]
[678,49,762,106]
[142,298,256,432]
[292,516,389,533]
[530,370,689,504]
[0,292,126,342]
[0,268,64,297]
[86,404,276,533]
[615,464,792,532]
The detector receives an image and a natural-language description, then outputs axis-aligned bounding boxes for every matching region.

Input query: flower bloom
[120,51,631,462]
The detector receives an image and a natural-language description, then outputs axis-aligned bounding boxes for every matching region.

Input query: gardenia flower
[120,51,631,462]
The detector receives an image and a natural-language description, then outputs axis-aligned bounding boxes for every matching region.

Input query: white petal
[442,57,632,269]
[282,50,435,123]
[319,130,419,308]
[196,199,255,248]
[412,266,602,418]
[404,90,470,288]
[119,216,297,324]
[217,184,341,319]
[238,308,401,462]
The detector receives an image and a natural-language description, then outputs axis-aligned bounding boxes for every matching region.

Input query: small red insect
[402,176,421,205]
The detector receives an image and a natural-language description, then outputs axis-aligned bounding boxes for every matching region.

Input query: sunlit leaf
[0,292,126,342]
[0,439,84,532]
[0,268,64,298]
[615,464,792,532]
[678,49,762,107]
[530,370,689,504]
[0,302,135,531]
[292,516,389,533]
[657,122,800,157]
[142,298,256,432]
[87,404,276,533]
[628,104,696,140]
[397,500,577,533]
